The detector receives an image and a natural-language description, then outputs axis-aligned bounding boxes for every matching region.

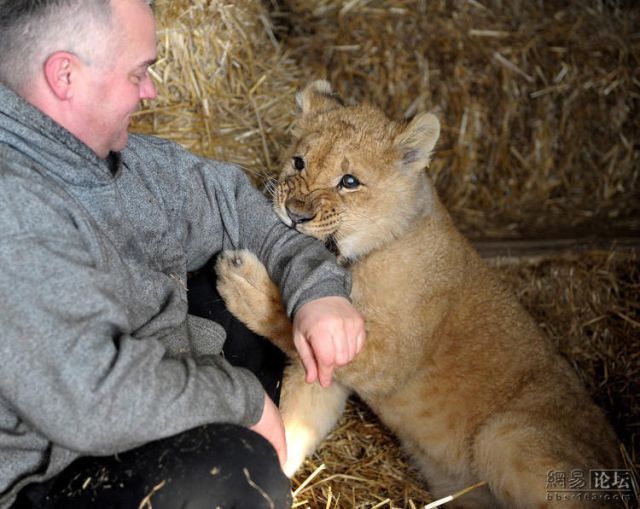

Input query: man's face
[73,0,157,158]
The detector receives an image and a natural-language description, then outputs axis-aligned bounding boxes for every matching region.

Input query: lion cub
[216,81,621,508]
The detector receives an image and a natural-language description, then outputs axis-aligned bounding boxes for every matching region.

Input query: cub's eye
[339,174,360,190]
[292,156,305,171]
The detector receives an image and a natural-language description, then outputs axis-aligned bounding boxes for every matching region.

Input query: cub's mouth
[273,187,343,258]
[324,234,339,257]
[274,201,341,257]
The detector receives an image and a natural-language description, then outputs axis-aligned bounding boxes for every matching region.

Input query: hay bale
[131,0,301,180]
[494,250,639,448]
[268,0,640,238]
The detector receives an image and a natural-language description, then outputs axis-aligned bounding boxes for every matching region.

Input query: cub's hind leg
[280,361,350,477]
[472,410,620,509]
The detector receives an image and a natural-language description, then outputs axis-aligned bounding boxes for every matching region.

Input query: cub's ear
[393,112,440,171]
[296,80,344,117]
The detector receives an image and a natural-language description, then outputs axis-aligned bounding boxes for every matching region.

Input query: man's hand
[250,393,287,468]
[292,296,366,388]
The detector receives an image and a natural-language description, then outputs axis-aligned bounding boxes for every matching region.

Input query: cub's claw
[215,249,273,323]
[215,250,293,348]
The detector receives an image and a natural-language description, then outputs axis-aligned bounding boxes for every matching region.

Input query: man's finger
[347,325,359,362]
[345,334,356,365]
[318,362,334,388]
[356,332,365,355]
[294,333,318,384]
[333,329,350,367]
[316,345,335,388]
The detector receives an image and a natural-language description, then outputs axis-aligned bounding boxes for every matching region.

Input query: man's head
[0,0,158,158]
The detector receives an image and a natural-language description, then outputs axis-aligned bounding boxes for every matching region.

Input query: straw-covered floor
[132,1,639,506]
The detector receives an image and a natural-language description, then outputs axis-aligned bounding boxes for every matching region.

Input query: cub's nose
[286,208,314,225]
[285,198,314,225]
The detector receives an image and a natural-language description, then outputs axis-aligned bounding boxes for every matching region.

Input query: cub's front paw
[215,249,274,316]
[216,249,270,289]
[215,250,287,339]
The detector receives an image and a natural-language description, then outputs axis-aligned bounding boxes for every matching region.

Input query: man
[0,0,365,507]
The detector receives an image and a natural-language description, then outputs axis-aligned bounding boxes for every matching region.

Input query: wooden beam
[472,236,640,260]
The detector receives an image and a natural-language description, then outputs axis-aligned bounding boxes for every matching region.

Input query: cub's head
[273,80,440,262]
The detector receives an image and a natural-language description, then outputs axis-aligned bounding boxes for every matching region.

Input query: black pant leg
[187,255,286,405]
[13,424,292,509]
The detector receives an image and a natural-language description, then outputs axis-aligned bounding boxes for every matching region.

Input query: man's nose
[141,76,157,100]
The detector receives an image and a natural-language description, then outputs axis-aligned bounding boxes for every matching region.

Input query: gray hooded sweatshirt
[0,84,351,507]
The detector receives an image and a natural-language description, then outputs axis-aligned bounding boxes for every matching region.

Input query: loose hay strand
[424,481,488,509]
[137,480,166,509]
[293,464,327,498]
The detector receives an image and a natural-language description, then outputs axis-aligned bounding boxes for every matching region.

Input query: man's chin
[111,132,129,154]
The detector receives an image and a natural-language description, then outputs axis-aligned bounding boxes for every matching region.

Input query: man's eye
[292,156,305,171]
[131,70,148,84]
[338,174,360,189]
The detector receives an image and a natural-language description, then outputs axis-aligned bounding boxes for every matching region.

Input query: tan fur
[215,81,621,508]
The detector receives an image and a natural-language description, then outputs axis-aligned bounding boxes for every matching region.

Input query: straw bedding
[132,0,639,506]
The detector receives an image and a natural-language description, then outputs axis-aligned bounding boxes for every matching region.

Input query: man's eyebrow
[137,57,158,69]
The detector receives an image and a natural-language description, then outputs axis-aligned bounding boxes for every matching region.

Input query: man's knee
[154,423,292,509]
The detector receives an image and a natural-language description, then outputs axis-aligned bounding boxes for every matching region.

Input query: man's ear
[393,112,440,172]
[43,51,79,100]
[296,80,344,117]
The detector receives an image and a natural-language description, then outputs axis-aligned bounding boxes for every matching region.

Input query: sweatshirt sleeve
[0,228,265,455]
[133,136,352,317]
